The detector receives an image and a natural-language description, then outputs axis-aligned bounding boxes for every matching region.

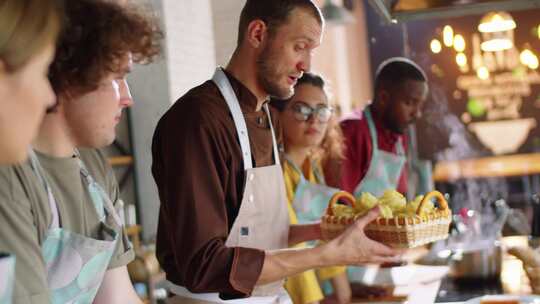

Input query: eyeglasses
[290,102,334,123]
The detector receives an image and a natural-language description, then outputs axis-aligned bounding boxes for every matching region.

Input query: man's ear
[245,19,269,49]
[0,59,8,78]
[377,89,390,109]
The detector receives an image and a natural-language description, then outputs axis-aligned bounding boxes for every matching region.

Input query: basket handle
[417,191,449,215]
[326,191,356,216]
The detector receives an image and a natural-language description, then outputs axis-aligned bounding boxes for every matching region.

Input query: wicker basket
[320,191,452,248]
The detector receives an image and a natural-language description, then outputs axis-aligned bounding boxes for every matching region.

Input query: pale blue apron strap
[75,150,122,226]
[28,150,60,229]
[364,107,379,159]
[212,68,253,170]
[284,156,305,181]
[284,155,325,185]
[365,107,405,156]
[396,138,405,155]
[311,162,326,185]
[263,104,280,166]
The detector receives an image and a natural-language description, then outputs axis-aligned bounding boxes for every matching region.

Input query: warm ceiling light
[530,56,539,69]
[431,39,442,53]
[481,39,513,52]
[456,53,468,67]
[453,35,466,52]
[520,48,535,66]
[522,48,539,69]
[478,11,516,52]
[478,11,516,33]
[477,66,490,80]
[443,25,454,47]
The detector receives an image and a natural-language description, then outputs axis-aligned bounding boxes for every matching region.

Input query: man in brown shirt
[152,1,400,302]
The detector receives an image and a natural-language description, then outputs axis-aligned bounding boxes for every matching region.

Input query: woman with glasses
[270,72,351,304]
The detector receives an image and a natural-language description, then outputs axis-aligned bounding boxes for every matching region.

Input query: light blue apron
[285,157,340,224]
[0,253,15,304]
[349,107,406,283]
[29,151,122,304]
[286,157,342,296]
[352,107,406,198]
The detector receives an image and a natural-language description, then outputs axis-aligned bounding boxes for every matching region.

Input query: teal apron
[29,151,123,304]
[286,157,342,295]
[285,157,340,224]
[352,107,406,198]
[349,107,406,283]
[0,253,15,304]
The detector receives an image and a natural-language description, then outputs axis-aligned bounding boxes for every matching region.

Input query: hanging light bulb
[520,48,535,66]
[477,66,490,80]
[431,39,442,53]
[443,25,454,47]
[456,53,468,67]
[522,48,540,69]
[478,12,516,33]
[530,55,539,69]
[481,39,513,52]
[478,11,516,52]
[454,35,466,52]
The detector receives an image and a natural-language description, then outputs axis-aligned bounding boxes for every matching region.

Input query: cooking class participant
[270,72,351,304]
[339,57,428,198]
[337,58,428,284]
[151,1,401,303]
[0,0,162,302]
[0,0,62,302]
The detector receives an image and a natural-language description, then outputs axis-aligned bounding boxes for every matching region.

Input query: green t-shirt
[0,148,134,304]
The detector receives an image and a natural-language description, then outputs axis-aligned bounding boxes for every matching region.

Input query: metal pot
[448,239,503,279]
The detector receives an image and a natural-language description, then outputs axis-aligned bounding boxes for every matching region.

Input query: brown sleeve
[152,103,265,298]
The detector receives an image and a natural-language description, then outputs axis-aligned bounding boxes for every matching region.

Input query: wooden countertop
[433,153,540,182]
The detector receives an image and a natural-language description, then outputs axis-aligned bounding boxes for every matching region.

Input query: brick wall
[162,0,217,102]
[211,0,246,66]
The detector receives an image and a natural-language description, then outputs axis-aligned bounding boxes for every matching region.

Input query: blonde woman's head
[0,0,62,164]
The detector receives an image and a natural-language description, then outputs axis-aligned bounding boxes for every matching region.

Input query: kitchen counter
[433,153,540,182]
[435,236,535,303]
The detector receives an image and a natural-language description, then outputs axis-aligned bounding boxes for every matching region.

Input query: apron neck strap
[365,107,405,156]
[364,107,379,148]
[284,155,324,184]
[263,104,280,166]
[211,67,280,169]
[75,150,122,226]
[28,150,60,229]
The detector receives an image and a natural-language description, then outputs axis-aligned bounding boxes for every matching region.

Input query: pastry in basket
[321,190,452,248]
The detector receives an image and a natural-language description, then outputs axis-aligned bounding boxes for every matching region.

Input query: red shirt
[339,108,409,195]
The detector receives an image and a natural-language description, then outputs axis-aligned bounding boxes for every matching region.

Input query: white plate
[348,264,449,286]
[465,294,540,304]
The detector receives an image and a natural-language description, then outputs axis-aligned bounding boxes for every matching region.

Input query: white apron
[167,68,291,304]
